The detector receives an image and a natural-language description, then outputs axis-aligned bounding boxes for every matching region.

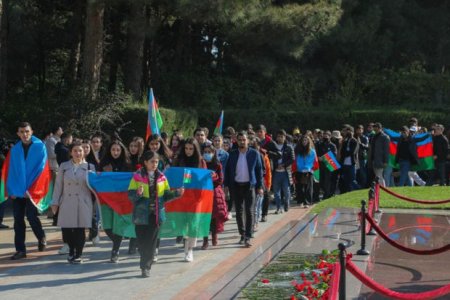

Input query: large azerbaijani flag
[87,167,213,239]
[384,129,434,171]
[213,110,224,135]
[146,88,163,141]
[88,172,136,238]
[160,167,213,238]
[321,151,341,172]
[1,136,51,212]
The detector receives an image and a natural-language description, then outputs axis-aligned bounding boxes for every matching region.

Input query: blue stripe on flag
[88,172,133,193]
[164,167,213,191]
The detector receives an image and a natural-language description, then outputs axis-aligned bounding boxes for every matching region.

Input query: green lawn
[311,186,450,213]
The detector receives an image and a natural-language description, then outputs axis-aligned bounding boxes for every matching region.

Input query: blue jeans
[273,171,291,211]
[398,160,412,186]
[383,165,395,187]
[254,194,263,224]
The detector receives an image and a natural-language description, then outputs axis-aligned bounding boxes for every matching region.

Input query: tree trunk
[0,0,8,105]
[82,0,105,102]
[124,0,145,101]
[66,0,84,89]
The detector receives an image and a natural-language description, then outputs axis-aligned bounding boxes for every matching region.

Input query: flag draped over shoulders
[87,172,136,238]
[160,167,213,238]
[1,136,51,211]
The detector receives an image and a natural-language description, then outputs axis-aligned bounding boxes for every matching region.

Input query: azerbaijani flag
[1,136,51,212]
[146,88,163,141]
[313,154,320,182]
[384,128,401,169]
[384,129,434,171]
[413,133,434,171]
[183,169,192,185]
[160,167,213,238]
[213,110,224,135]
[88,172,136,238]
[321,151,341,172]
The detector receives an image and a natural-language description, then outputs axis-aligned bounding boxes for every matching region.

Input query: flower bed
[241,250,338,300]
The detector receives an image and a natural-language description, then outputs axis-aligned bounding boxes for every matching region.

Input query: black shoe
[260,216,267,222]
[110,250,119,263]
[11,251,26,260]
[67,255,75,263]
[175,236,183,244]
[238,236,245,245]
[0,223,9,229]
[38,238,47,252]
[141,269,150,278]
[244,238,252,248]
[284,207,289,212]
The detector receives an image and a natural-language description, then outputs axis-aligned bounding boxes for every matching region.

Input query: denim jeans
[383,165,395,187]
[254,193,263,224]
[273,171,291,210]
[398,160,412,186]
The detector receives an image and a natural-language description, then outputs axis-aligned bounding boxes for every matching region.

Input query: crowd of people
[0,117,449,278]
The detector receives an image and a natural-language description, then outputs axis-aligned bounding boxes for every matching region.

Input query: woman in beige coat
[52,141,95,264]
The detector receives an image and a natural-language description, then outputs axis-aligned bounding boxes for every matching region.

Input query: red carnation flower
[261,278,270,284]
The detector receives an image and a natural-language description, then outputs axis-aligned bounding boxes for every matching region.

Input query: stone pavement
[0,202,313,300]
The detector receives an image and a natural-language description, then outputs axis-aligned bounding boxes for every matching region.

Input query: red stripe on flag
[165,189,214,213]
[97,192,133,215]
[28,161,51,206]
[389,142,397,155]
[416,143,433,158]
[1,153,10,200]
[324,153,338,170]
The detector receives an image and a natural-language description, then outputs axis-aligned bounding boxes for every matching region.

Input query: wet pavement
[359,210,450,300]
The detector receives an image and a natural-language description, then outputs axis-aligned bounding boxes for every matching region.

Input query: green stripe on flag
[412,156,435,171]
[37,178,54,212]
[100,204,136,238]
[160,212,212,238]
[0,180,5,204]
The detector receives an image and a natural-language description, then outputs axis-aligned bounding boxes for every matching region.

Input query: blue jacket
[225,148,263,189]
[295,149,317,173]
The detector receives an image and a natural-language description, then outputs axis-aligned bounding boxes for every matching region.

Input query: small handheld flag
[321,151,341,172]
[146,88,163,141]
[183,169,192,185]
[213,110,224,135]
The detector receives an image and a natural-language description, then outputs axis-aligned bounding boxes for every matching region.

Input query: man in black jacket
[339,126,359,193]
[316,131,338,199]
[427,124,449,186]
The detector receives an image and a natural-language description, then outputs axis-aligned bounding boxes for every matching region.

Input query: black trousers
[135,213,159,271]
[62,228,86,258]
[104,229,122,252]
[261,191,270,217]
[230,183,255,239]
[295,173,313,205]
[13,197,45,252]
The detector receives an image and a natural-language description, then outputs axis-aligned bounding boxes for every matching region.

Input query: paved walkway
[0,203,312,300]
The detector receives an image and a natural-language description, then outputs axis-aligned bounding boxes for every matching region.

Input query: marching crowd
[0,117,449,278]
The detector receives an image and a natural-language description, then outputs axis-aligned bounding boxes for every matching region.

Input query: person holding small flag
[128,150,183,277]
[316,131,338,200]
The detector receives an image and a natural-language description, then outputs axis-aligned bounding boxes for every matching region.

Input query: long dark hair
[99,140,131,171]
[174,137,203,168]
[82,139,97,165]
[145,134,173,160]
[295,135,313,156]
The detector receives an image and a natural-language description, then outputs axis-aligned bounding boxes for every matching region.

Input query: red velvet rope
[346,256,450,299]
[379,184,450,204]
[365,213,450,255]
[327,262,340,300]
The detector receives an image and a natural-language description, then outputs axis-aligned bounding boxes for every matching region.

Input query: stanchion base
[356,249,370,255]
[367,229,377,236]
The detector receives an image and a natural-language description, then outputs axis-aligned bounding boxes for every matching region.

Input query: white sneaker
[227,212,233,220]
[153,248,158,262]
[184,249,193,262]
[58,244,70,255]
[91,235,100,246]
